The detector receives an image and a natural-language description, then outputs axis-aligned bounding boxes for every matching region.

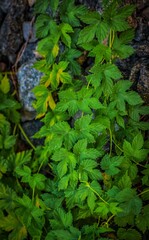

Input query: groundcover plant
[0,0,149,239]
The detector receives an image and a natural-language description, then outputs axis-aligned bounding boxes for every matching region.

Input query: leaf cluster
[0,1,149,240]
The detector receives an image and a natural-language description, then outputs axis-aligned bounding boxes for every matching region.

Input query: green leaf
[104,64,122,81]
[123,140,133,157]
[4,135,16,149]
[95,202,109,218]
[112,34,134,59]
[58,175,70,190]
[79,11,100,25]
[76,182,98,211]
[119,29,135,44]
[100,155,123,176]
[0,183,17,210]
[0,212,27,240]
[15,165,31,182]
[124,91,143,105]
[7,150,32,171]
[114,214,134,227]
[73,139,101,161]
[74,114,105,143]
[109,202,122,215]
[90,44,111,63]
[118,172,132,189]
[30,173,46,190]
[87,191,96,212]
[16,194,44,226]
[57,160,68,178]
[35,14,51,38]
[60,48,82,75]
[46,230,72,240]
[51,121,71,135]
[60,23,74,48]
[129,105,149,122]
[79,159,102,181]
[116,115,125,128]
[52,148,76,177]
[47,61,72,90]
[132,133,144,150]
[117,228,141,240]
[32,85,52,118]
[60,0,87,27]
[50,0,59,12]
[105,4,135,31]
[0,98,15,111]
[96,21,109,42]
[37,36,59,64]
[52,208,73,229]
[142,165,149,186]
[0,156,7,178]
[78,24,98,44]
[116,188,142,216]
[34,0,50,13]
[0,74,10,94]
[136,204,149,233]
[123,137,148,162]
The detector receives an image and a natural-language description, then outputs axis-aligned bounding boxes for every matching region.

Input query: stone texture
[21,120,44,146]
[18,43,37,65]
[23,21,37,43]
[0,0,28,64]
[17,61,43,117]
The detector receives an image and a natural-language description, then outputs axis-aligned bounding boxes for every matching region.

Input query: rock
[18,43,37,65]
[142,7,149,19]
[0,8,5,25]
[21,120,44,146]
[129,61,149,104]
[0,0,12,13]
[134,19,149,42]
[17,61,43,119]
[23,21,37,43]
[75,0,102,10]
[134,41,149,57]
[27,0,36,7]
[0,0,27,64]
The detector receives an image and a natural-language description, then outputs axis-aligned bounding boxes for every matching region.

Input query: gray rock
[75,0,102,10]
[0,0,12,13]
[18,43,37,65]
[134,41,149,57]
[17,61,43,115]
[23,21,37,43]
[0,0,27,63]
[21,120,44,146]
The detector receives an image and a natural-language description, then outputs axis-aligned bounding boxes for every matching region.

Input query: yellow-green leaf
[52,43,59,58]
[48,93,56,110]
[0,74,10,94]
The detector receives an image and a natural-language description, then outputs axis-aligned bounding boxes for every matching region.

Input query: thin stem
[13,124,17,135]
[138,188,149,196]
[111,30,115,48]
[109,128,113,156]
[87,79,91,89]
[106,214,114,225]
[32,187,35,202]
[100,58,105,65]
[109,29,115,49]
[81,181,109,205]
[109,29,112,49]
[112,139,123,152]
[18,124,36,150]
[132,159,147,168]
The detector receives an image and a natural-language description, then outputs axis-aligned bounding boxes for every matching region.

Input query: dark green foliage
[0,0,149,239]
